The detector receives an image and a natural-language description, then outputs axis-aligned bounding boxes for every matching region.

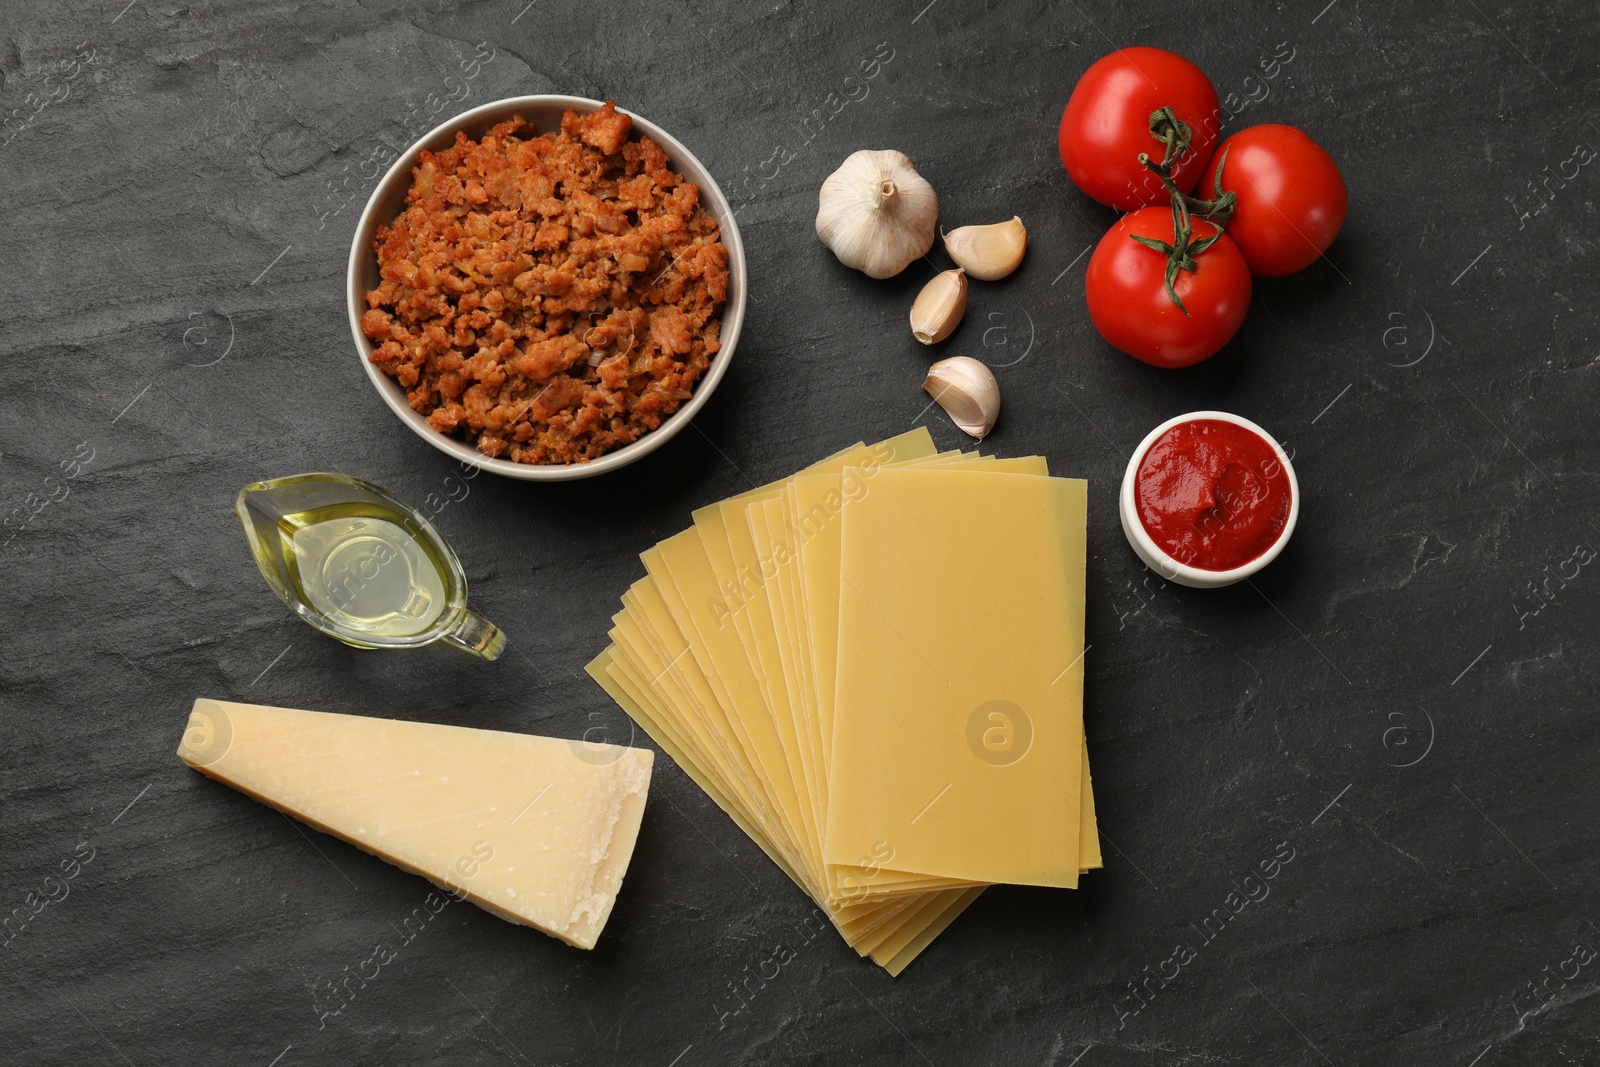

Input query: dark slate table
[3,1,1597,1063]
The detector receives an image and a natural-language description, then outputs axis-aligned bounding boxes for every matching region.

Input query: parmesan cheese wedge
[176,698,653,949]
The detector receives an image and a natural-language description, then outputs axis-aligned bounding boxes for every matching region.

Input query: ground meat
[363,101,729,465]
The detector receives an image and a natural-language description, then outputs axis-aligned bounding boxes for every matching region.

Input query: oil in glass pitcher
[236,473,505,660]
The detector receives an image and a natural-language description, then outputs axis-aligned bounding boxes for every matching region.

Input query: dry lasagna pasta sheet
[586,428,1100,974]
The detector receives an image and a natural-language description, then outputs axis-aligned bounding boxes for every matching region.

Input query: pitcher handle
[440,609,506,661]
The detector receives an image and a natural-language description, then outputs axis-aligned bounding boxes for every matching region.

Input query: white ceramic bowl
[1118,410,1299,589]
[346,96,747,481]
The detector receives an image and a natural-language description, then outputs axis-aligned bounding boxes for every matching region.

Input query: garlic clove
[816,149,939,279]
[941,216,1028,281]
[922,356,1000,440]
[909,268,968,345]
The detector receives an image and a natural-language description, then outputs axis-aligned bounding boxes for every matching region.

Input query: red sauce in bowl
[1134,419,1292,572]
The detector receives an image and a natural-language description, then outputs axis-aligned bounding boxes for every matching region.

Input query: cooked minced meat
[361,101,729,465]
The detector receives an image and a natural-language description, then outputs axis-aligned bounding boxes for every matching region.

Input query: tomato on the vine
[1200,124,1346,277]
[1058,47,1222,211]
[1085,207,1252,368]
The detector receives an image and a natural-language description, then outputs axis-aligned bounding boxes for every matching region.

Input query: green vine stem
[1127,106,1237,314]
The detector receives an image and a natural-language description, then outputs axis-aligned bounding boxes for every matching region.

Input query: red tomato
[1058,48,1222,211]
[1085,207,1252,368]
[1200,124,1347,277]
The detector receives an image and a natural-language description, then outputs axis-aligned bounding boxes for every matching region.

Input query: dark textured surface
[2,1,1598,1064]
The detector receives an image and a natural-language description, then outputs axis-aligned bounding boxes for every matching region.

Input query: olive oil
[280,508,450,639]
[237,474,505,660]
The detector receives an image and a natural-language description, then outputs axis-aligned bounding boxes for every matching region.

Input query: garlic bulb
[923,356,1000,440]
[909,269,967,345]
[816,150,939,279]
[942,216,1028,280]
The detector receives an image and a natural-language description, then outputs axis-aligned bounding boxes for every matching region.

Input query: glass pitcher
[236,473,505,661]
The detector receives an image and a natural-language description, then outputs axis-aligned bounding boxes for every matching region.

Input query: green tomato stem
[1131,109,1238,314]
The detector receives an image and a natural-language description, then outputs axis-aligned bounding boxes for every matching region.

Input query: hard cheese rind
[176,698,653,950]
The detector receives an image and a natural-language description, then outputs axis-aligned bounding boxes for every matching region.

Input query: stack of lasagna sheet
[587,428,1098,974]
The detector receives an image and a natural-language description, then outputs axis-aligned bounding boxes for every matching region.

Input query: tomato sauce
[1134,419,1292,571]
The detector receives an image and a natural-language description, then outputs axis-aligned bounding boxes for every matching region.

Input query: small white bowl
[346,96,747,482]
[1119,410,1299,589]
